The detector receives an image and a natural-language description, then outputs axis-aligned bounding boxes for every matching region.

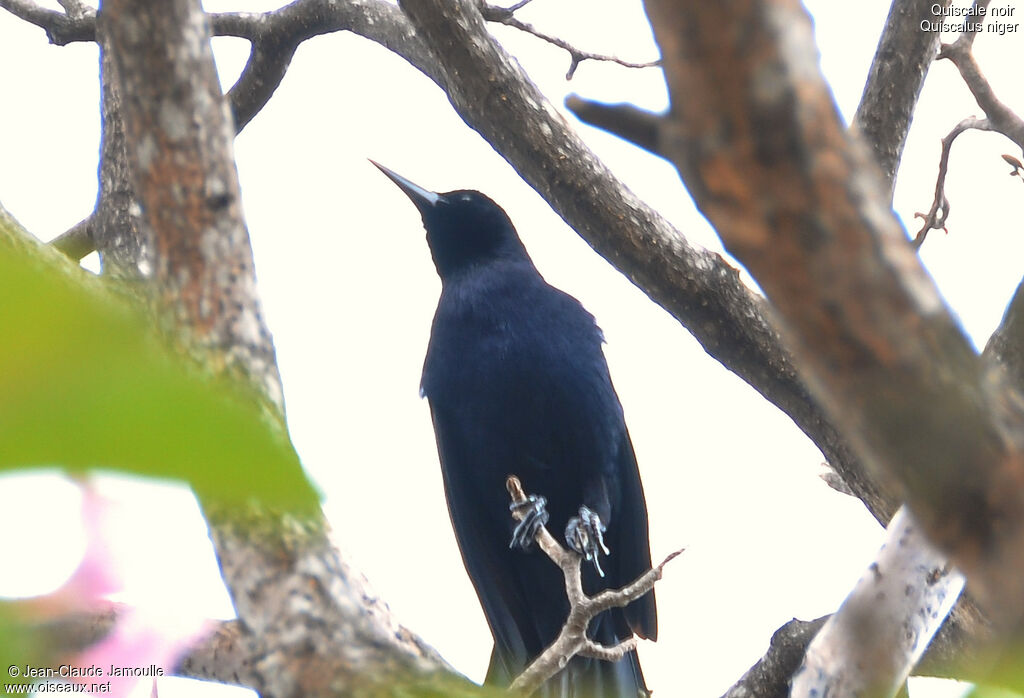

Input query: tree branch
[909,0,1024,248]
[0,0,94,44]
[644,0,1024,625]
[913,117,994,248]
[399,0,905,538]
[504,476,679,696]
[0,0,446,133]
[33,606,260,690]
[985,281,1024,391]
[564,96,664,157]
[721,617,827,698]
[96,2,465,695]
[5,0,906,534]
[938,4,1024,151]
[13,0,864,533]
[568,0,952,206]
[211,0,445,132]
[852,0,951,198]
[791,507,965,698]
[101,0,283,412]
[479,3,659,80]
[50,215,95,260]
[91,19,151,278]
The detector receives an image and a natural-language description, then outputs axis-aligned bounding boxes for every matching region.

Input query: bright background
[1,0,1022,695]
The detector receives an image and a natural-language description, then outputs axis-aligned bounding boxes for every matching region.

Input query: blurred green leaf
[0,212,318,514]
[967,685,1024,698]
[0,603,41,690]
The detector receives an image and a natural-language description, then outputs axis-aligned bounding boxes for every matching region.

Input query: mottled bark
[96,2,465,695]
[853,0,951,197]
[791,508,964,698]
[644,0,1024,624]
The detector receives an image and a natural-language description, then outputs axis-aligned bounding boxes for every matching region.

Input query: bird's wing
[427,400,538,669]
[609,428,658,641]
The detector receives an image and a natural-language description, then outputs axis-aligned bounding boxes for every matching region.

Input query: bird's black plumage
[373,162,657,698]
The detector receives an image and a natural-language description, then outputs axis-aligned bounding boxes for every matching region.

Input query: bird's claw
[565,506,610,577]
[510,494,549,551]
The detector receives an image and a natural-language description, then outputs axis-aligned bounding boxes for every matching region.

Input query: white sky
[0,1,1021,696]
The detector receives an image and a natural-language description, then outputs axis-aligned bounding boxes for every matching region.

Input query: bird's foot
[566,506,610,577]
[509,494,550,551]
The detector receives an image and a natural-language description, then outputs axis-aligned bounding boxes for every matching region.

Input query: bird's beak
[370,160,443,212]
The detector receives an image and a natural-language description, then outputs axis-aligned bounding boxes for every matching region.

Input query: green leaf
[0,604,41,690]
[967,686,1024,698]
[0,212,318,514]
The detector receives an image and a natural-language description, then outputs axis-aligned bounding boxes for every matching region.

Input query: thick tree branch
[852,0,951,197]
[570,0,951,196]
[101,0,283,412]
[29,603,500,695]
[722,606,1010,698]
[96,2,467,696]
[644,0,1024,625]
[985,280,1024,389]
[32,606,258,689]
[92,30,148,279]
[721,617,827,698]
[790,507,965,698]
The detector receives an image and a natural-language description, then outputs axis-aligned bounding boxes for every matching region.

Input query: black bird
[372,162,657,698]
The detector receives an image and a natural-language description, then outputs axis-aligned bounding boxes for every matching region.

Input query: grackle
[372,162,657,698]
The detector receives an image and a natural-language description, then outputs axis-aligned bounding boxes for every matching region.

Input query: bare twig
[937,0,1024,151]
[1003,154,1024,179]
[913,117,994,249]
[941,38,1024,152]
[504,475,680,696]
[913,2,1024,249]
[504,0,535,12]
[480,3,659,79]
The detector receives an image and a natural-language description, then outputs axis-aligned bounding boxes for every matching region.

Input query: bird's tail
[560,647,649,698]
[486,640,649,698]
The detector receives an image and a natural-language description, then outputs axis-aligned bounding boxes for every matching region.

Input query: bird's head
[371,161,529,280]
